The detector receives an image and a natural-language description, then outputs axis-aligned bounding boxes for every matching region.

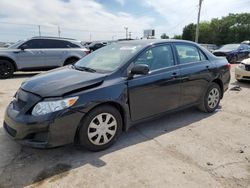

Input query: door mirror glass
[130,64,149,75]
[20,44,28,50]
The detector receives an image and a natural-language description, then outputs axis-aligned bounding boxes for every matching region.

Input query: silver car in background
[0,37,89,78]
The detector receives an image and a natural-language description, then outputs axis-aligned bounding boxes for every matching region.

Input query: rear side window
[175,44,207,64]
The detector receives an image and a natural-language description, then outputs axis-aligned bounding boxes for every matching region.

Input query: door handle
[206,65,211,70]
[171,72,179,78]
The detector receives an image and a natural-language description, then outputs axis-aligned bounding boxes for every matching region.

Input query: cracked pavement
[0,67,250,188]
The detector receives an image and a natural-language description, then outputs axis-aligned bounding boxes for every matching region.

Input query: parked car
[3,40,231,151]
[235,55,250,81]
[0,37,90,78]
[86,41,107,52]
[200,44,219,52]
[213,43,250,63]
[241,40,250,46]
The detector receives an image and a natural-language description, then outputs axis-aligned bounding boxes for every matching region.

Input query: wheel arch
[63,56,80,66]
[212,78,224,99]
[74,101,129,145]
[0,56,17,71]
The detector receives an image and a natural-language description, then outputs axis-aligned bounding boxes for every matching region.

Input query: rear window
[175,44,207,64]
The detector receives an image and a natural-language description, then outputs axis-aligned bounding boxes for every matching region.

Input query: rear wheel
[199,82,221,113]
[0,60,14,79]
[78,105,122,151]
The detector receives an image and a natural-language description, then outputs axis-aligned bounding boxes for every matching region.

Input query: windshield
[219,44,240,51]
[75,43,143,73]
[8,40,24,49]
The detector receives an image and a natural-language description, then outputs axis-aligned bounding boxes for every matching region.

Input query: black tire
[198,82,221,113]
[230,55,238,64]
[0,60,14,79]
[78,105,122,151]
[64,58,79,66]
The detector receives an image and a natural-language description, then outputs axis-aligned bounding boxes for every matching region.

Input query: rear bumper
[235,66,250,81]
[3,103,85,148]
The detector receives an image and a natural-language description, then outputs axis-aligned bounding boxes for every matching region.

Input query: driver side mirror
[20,44,28,51]
[130,64,149,76]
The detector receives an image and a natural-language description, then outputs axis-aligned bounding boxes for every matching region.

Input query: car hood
[242,58,250,65]
[21,66,107,97]
[213,49,236,54]
[0,48,20,52]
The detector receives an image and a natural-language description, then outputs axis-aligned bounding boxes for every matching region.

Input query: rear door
[173,43,216,106]
[16,39,45,69]
[42,39,69,67]
[128,44,181,121]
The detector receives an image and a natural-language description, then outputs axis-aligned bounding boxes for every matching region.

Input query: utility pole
[58,26,61,38]
[38,25,41,37]
[124,27,128,39]
[195,0,203,43]
[89,33,92,41]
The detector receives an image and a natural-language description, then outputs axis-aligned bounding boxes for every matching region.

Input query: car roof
[31,36,78,42]
[117,39,198,47]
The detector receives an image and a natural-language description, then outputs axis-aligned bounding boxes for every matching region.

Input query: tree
[181,13,250,45]
[182,23,196,41]
[172,35,182,39]
[161,33,169,39]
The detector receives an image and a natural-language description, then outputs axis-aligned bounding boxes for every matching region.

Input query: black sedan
[3,40,231,151]
[213,43,250,63]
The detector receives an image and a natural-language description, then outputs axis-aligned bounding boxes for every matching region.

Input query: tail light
[226,63,231,70]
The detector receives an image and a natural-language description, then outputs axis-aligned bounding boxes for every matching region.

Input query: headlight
[238,63,245,70]
[32,96,79,116]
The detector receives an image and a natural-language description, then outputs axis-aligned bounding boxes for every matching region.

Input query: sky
[0,0,249,42]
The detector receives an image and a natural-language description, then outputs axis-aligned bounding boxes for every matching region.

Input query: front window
[75,43,143,73]
[134,44,175,70]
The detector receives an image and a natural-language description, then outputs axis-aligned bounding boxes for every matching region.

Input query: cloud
[115,0,125,6]
[0,0,153,41]
[144,0,250,36]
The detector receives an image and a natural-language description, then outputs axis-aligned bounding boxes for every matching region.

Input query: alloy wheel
[0,62,13,78]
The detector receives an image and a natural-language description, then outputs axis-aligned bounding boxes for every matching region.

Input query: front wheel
[0,60,14,79]
[198,83,221,113]
[78,105,122,151]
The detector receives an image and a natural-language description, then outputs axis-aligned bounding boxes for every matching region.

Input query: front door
[16,39,45,69]
[128,44,181,121]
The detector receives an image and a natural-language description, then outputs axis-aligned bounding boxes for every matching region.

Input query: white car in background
[0,37,89,78]
[235,55,250,82]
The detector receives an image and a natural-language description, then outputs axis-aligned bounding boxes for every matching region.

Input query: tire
[64,58,79,66]
[78,105,122,151]
[198,82,221,113]
[230,55,238,64]
[0,60,14,79]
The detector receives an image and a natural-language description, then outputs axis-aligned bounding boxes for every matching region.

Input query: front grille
[245,64,250,71]
[3,122,17,137]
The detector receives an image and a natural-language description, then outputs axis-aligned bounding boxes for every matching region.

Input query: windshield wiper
[73,65,96,73]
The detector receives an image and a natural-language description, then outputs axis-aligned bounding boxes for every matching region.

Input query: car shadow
[0,107,217,187]
[2,72,41,80]
[230,80,250,89]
